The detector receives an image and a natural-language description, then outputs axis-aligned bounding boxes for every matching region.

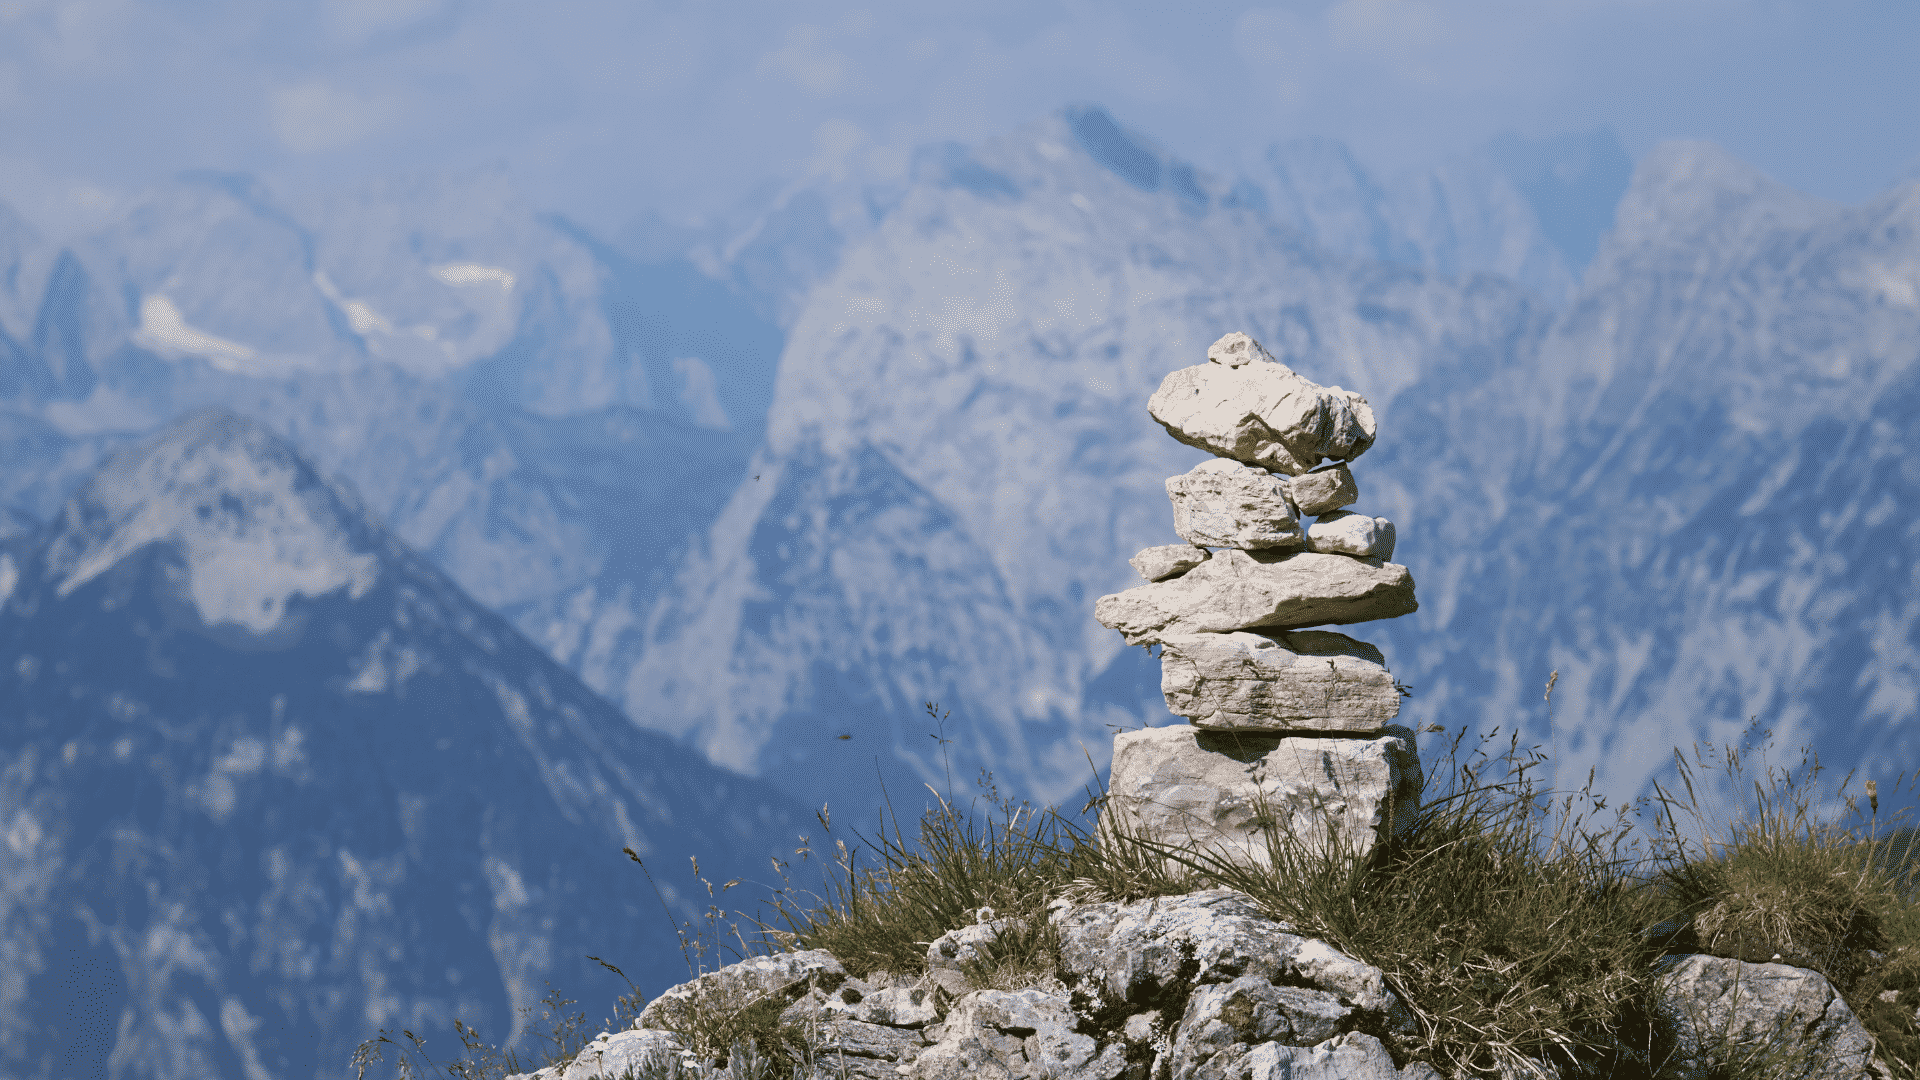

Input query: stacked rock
[1093,332,1424,872]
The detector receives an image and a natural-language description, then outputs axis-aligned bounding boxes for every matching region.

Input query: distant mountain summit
[0,410,808,1080]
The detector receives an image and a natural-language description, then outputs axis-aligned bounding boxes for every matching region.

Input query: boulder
[546,1028,692,1080]
[635,949,846,1033]
[909,987,1125,1080]
[927,910,1027,974]
[1306,511,1396,561]
[1148,333,1376,475]
[1129,543,1211,583]
[1164,976,1353,1079]
[1100,725,1422,873]
[1052,888,1409,1023]
[1094,550,1417,646]
[1649,953,1894,1080]
[1287,462,1359,517]
[1241,1032,1445,1079]
[1166,459,1304,550]
[1159,630,1402,731]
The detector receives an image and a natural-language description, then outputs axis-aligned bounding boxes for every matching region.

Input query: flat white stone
[1129,543,1210,582]
[1159,630,1402,731]
[1287,462,1358,516]
[1305,511,1396,560]
[1101,724,1422,872]
[1166,459,1303,550]
[1094,549,1416,646]
[1148,333,1376,475]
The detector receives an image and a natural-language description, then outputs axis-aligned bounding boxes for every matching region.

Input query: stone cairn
[1092,331,1424,872]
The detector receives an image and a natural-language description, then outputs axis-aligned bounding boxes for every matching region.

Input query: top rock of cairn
[1147,332,1377,475]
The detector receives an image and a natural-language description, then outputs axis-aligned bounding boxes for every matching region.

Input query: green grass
[354,704,1920,1080]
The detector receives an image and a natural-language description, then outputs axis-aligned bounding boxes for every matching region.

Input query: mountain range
[2,102,1918,1075]
[0,411,807,1079]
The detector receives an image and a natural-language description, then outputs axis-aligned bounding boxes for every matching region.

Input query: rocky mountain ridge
[0,410,809,1080]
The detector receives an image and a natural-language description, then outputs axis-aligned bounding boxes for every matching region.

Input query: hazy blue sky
[3,1,1916,242]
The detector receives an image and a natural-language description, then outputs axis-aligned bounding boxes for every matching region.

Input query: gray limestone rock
[1094,549,1417,646]
[1159,630,1402,731]
[1649,953,1892,1080]
[1287,462,1359,516]
[927,913,1027,974]
[1131,543,1211,582]
[1167,459,1304,550]
[909,987,1123,1080]
[1101,725,1422,872]
[1148,333,1377,475]
[1241,1032,1444,1079]
[1166,976,1354,1080]
[1052,888,1405,1020]
[636,949,846,1033]
[552,1029,692,1080]
[1306,511,1396,560]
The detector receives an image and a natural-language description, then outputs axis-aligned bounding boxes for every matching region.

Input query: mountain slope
[617,109,1548,821]
[0,410,808,1080]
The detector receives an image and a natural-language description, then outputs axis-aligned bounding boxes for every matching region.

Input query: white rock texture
[909,987,1123,1080]
[1159,630,1402,730]
[1287,462,1359,517]
[1100,725,1422,871]
[1128,543,1210,582]
[1307,511,1397,560]
[1052,887,1408,1020]
[554,1029,693,1080]
[1094,549,1417,645]
[636,949,846,1033]
[1148,333,1377,475]
[1166,458,1304,550]
[1650,953,1890,1080]
[926,914,1027,974]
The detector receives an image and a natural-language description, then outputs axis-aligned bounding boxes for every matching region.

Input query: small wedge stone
[1288,462,1359,516]
[1129,543,1211,582]
[1306,511,1396,560]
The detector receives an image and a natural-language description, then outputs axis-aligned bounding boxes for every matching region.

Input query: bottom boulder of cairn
[1101,724,1424,873]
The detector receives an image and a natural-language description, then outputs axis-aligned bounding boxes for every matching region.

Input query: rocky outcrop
[511,895,1896,1080]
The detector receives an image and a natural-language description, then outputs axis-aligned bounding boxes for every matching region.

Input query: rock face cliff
[0,410,808,1080]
